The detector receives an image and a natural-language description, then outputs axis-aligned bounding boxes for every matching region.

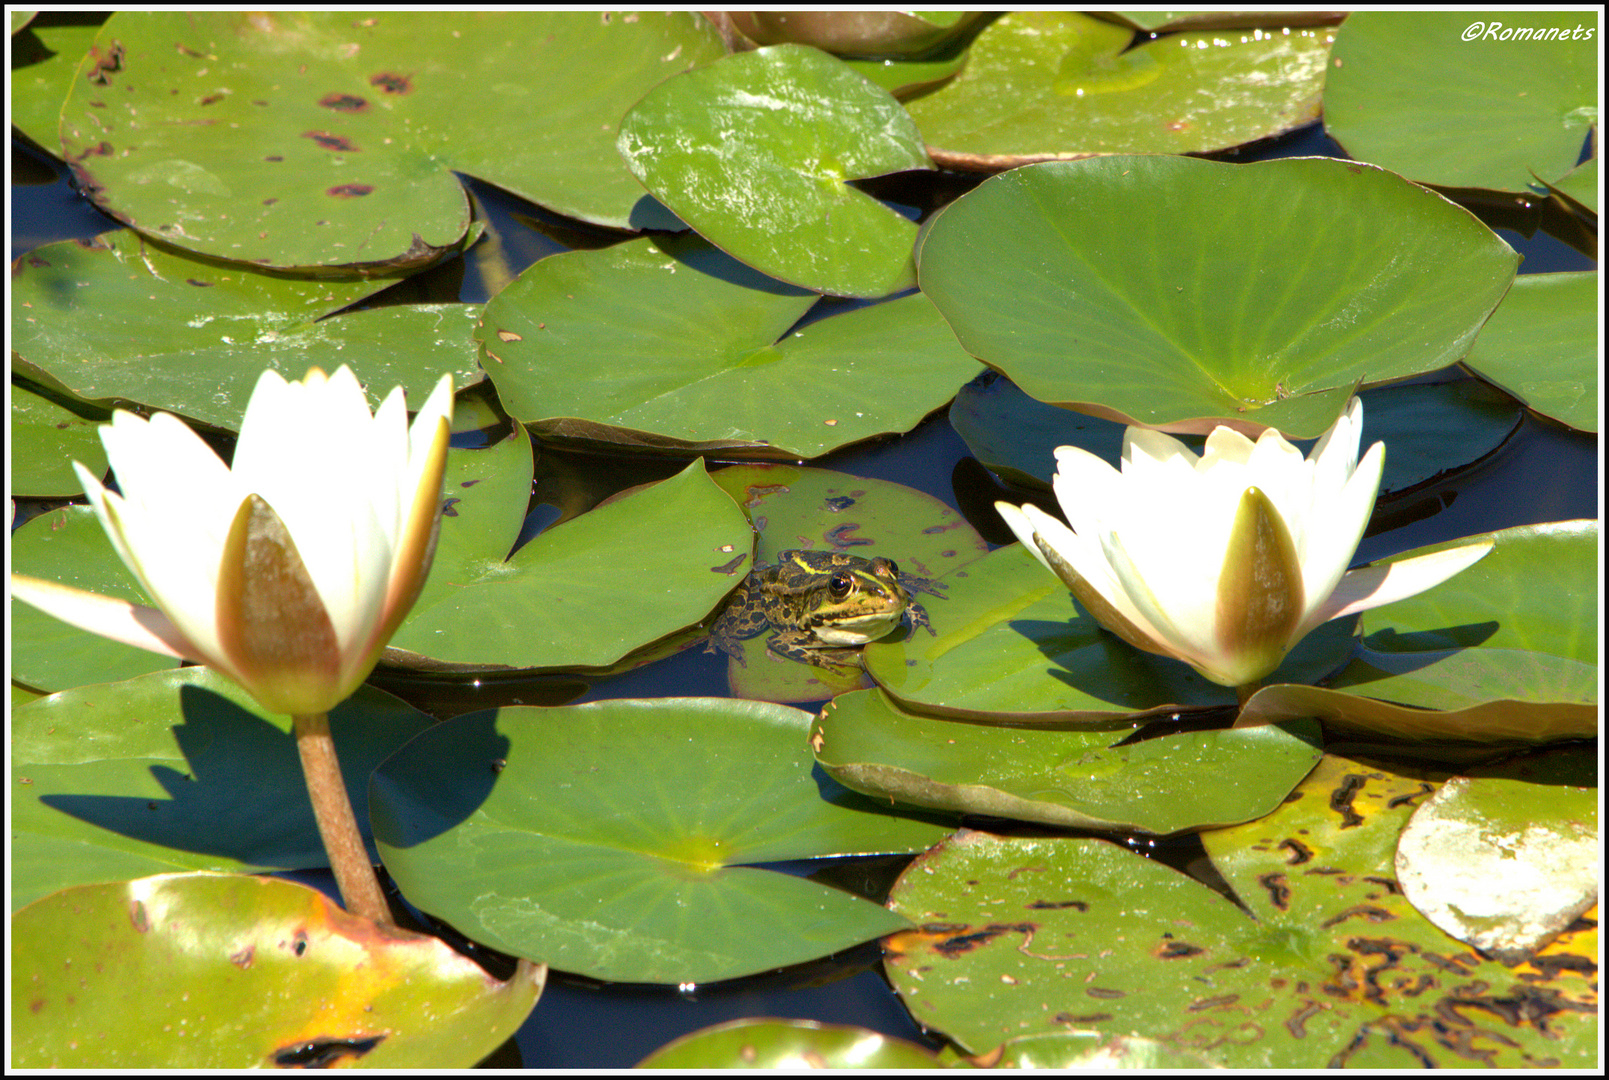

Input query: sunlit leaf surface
[12,873,543,1068]
[478,234,981,458]
[56,12,724,267]
[370,699,954,983]
[917,155,1518,435]
[905,11,1332,167]
[619,44,933,297]
[1324,10,1597,192]
[1463,272,1598,432]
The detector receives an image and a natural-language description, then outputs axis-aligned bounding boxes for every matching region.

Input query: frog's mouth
[811,611,903,646]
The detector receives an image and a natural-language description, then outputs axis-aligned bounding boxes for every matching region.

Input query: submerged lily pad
[1462,272,1598,432]
[884,754,1598,1067]
[864,542,1355,721]
[369,698,954,984]
[389,458,753,672]
[1238,520,1599,742]
[619,44,933,297]
[951,369,1523,494]
[478,234,982,458]
[917,155,1518,435]
[57,12,723,266]
[812,688,1322,834]
[11,230,479,430]
[707,463,989,703]
[904,11,1333,168]
[12,872,543,1068]
[1324,10,1597,193]
[9,667,435,910]
[639,1018,941,1069]
[1395,749,1597,962]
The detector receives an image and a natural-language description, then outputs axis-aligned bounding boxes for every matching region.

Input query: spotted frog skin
[706,549,939,670]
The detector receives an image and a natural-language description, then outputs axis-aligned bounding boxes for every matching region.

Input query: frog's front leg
[706,579,765,666]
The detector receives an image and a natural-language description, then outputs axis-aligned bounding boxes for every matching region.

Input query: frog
[706,549,941,671]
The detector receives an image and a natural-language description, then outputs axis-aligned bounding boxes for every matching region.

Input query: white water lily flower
[13,366,453,715]
[995,397,1493,690]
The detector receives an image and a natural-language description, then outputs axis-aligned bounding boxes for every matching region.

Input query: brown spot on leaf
[129,901,150,933]
[1321,905,1395,929]
[87,42,125,86]
[263,155,283,163]
[319,92,370,113]
[1153,938,1206,960]
[824,523,872,548]
[1259,872,1291,911]
[496,329,522,342]
[186,278,213,287]
[1387,782,1434,809]
[370,72,413,94]
[229,945,255,968]
[176,42,207,59]
[1054,1010,1114,1025]
[1188,993,1241,1011]
[303,131,358,152]
[1329,772,1369,827]
[1026,899,1087,911]
[327,184,374,198]
[1085,986,1125,999]
[198,93,224,106]
[272,1036,385,1067]
[1278,837,1314,864]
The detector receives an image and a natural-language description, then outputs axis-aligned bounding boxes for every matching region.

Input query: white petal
[1298,439,1385,620]
[1298,540,1495,635]
[10,574,202,663]
[994,501,1056,577]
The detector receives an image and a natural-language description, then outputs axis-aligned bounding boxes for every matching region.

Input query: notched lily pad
[619,43,934,297]
[1324,10,1597,193]
[917,155,1518,436]
[387,458,754,672]
[905,11,1334,169]
[812,688,1322,834]
[477,234,982,459]
[369,699,953,984]
[11,872,543,1068]
[57,12,725,266]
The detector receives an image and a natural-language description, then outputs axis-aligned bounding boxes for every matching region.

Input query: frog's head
[802,555,911,646]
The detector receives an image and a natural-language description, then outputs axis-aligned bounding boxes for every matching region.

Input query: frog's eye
[828,571,856,599]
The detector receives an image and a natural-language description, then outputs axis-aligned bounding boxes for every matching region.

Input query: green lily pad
[883,754,1598,1067]
[11,872,543,1068]
[10,505,182,694]
[9,381,110,497]
[11,230,478,430]
[706,463,989,703]
[369,698,954,984]
[951,370,1523,494]
[904,11,1333,168]
[1462,272,1598,432]
[56,12,724,267]
[10,667,436,910]
[917,155,1519,435]
[812,688,1322,834]
[477,234,982,458]
[1238,520,1599,742]
[1324,11,1597,193]
[1395,748,1598,962]
[619,44,933,298]
[864,542,1356,721]
[9,15,102,148]
[841,47,973,98]
[388,458,754,672]
[939,1030,1218,1068]
[639,1018,942,1069]
[1107,11,1345,32]
[726,10,985,57]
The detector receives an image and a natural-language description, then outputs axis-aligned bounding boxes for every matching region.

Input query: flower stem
[1235,681,1261,708]
[293,711,393,927]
